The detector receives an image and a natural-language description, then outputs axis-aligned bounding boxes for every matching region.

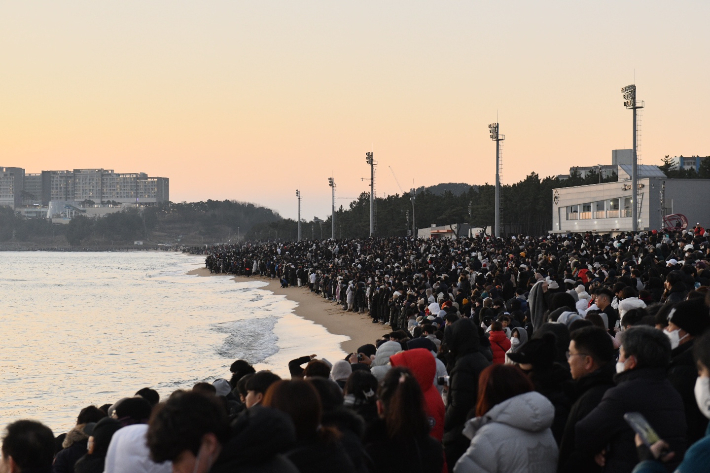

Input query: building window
[594,200,606,219]
[623,196,633,218]
[607,198,620,218]
[580,203,592,220]
[567,205,579,220]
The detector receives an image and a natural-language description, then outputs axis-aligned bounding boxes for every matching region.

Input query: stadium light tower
[296,189,302,242]
[622,84,644,232]
[365,152,376,236]
[328,177,336,240]
[489,122,505,238]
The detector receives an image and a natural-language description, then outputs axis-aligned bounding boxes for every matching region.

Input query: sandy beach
[187,268,386,355]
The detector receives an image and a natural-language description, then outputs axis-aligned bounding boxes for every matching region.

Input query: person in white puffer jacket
[369,340,403,381]
[617,286,646,319]
[454,364,558,473]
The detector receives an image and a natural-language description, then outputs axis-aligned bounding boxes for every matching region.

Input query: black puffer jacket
[321,407,371,473]
[668,340,709,445]
[443,318,491,470]
[211,406,299,473]
[575,367,687,473]
[364,418,443,473]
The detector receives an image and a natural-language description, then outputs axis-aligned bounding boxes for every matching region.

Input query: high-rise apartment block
[0,167,169,209]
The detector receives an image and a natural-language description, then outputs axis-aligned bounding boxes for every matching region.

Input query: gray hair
[620,325,671,369]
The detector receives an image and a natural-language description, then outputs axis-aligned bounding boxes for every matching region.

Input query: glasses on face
[566,351,589,360]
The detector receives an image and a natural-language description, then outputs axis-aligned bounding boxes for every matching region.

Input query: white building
[552,167,710,233]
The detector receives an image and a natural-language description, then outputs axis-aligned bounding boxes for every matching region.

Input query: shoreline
[187,268,386,355]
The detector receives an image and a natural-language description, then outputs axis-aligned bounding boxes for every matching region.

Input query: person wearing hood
[390,348,446,441]
[53,406,106,473]
[148,390,298,473]
[558,326,616,473]
[370,341,403,382]
[453,364,558,473]
[487,322,511,364]
[330,360,353,390]
[74,418,122,473]
[106,423,171,473]
[665,298,710,445]
[528,280,549,332]
[575,326,687,473]
[505,326,529,364]
[408,336,449,396]
[443,319,491,470]
[508,331,572,445]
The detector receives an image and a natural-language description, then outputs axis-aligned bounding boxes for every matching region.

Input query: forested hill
[0,170,618,248]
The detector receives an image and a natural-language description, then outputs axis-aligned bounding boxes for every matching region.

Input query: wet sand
[187,268,386,354]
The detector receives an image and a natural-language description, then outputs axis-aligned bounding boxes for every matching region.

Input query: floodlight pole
[622,84,644,232]
[296,190,301,242]
[489,123,505,238]
[328,177,336,240]
[366,152,375,236]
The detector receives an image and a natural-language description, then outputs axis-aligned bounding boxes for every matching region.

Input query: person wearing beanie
[508,332,571,444]
[666,298,710,444]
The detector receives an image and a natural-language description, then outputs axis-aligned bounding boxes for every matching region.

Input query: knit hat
[507,332,557,367]
[212,378,232,397]
[668,298,710,336]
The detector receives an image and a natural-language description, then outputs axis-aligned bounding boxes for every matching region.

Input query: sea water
[0,251,347,433]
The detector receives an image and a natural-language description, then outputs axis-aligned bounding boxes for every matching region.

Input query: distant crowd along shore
[5,230,710,473]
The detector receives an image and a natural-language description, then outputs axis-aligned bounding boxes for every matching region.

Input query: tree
[698,157,710,179]
[66,216,94,246]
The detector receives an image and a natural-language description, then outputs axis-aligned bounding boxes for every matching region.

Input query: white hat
[667,259,678,267]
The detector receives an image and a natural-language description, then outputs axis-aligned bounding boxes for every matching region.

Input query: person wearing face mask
[665,298,710,445]
[575,326,687,473]
[631,330,710,473]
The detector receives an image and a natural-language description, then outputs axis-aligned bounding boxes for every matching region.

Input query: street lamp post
[296,190,302,242]
[328,178,335,240]
[622,84,644,232]
[489,123,505,238]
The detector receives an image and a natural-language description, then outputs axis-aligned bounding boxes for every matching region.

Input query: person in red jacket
[390,348,446,442]
[488,322,512,364]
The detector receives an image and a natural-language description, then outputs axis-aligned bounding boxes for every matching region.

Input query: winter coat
[443,319,491,468]
[211,406,299,473]
[558,363,616,473]
[74,455,105,473]
[370,341,403,382]
[575,368,687,473]
[364,418,444,473]
[668,340,709,445]
[664,282,688,305]
[488,331,511,364]
[53,430,88,473]
[390,348,446,441]
[453,391,558,473]
[321,407,371,473]
[286,438,356,473]
[529,281,548,331]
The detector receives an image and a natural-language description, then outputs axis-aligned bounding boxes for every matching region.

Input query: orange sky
[1,1,708,220]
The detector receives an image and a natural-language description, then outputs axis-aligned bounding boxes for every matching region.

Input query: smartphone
[624,412,661,447]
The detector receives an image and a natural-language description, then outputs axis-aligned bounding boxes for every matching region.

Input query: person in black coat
[665,298,710,445]
[363,367,443,473]
[443,318,491,471]
[575,326,687,473]
[74,418,122,473]
[558,326,616,473]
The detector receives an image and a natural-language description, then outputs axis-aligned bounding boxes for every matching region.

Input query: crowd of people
[4,229,710,473]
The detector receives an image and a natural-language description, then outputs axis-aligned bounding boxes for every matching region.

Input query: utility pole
[328,177,336,240]
[411,187,416,237]
[489,122,505,238]
[296,189,302,242]
[622,84,644,232]
[365,152,376,236]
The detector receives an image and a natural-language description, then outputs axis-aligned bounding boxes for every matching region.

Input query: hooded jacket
[453,392,558,473]
[390,348,446,441]
[370,341,403,382]
[618,297,646,318]
[211,406,299,473]
[103,425,171,473]
[54,425,89,473]
[443,319,491,468]
[488,331,511,364]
